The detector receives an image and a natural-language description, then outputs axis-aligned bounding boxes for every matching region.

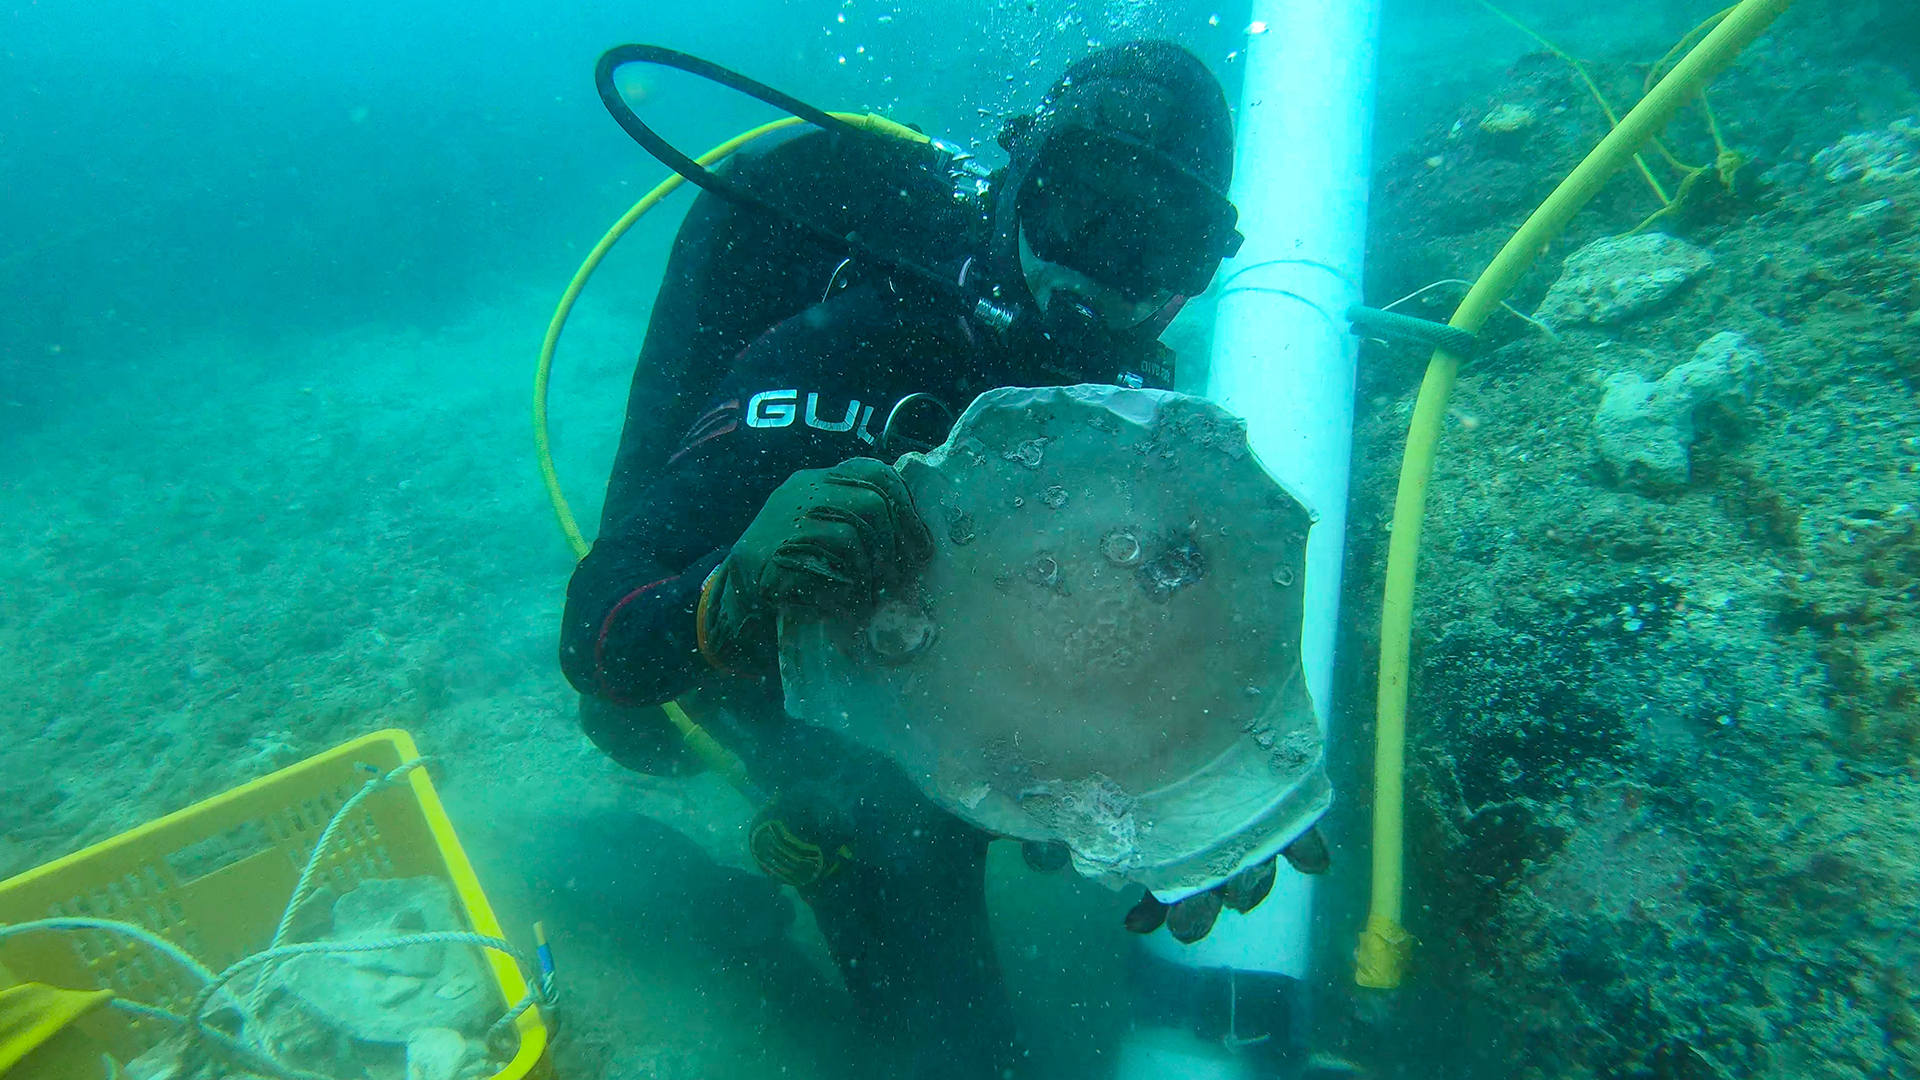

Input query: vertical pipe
[1195,0,1379,975]
[1120,3,1378,1075]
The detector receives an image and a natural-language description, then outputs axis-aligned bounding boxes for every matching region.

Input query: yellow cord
[537,115,802,559]
[1475,0,1673,205]
[534,111,930,560]
[662,700,760,800]
[1359,0,1800,990]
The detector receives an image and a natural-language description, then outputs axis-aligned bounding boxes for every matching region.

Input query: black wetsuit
[558,128,1173,1079]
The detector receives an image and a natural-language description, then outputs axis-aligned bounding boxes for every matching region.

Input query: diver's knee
[577,694,702,776]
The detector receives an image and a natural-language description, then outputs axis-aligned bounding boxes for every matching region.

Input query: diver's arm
[562,285,947,706]
[560,540,724,707]
[561,319,846,706]
[560,370,870,704]
[561,392,789,705]
[559,194,743,706]
[563,146,821,705]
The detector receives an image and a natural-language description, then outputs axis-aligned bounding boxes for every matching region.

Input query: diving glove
[1125,828,1329,943]
[699,458,934,673]
[1125,857,1276,943]
[749,785,856,890]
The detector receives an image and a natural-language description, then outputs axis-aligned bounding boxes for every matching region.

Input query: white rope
[0,918,217,984]
[1381,277,1562,341]
[193,931,544,1051]
[106,999,332,1080]
[1,754,551,1079]
[248,758,430,1016]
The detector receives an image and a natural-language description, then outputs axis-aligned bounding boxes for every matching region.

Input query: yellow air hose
[1355,0,1799,989]
[534,111,929,795]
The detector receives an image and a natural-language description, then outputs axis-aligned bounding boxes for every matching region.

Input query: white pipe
[1125,0,1379,1070]
[1209,0,1379,748]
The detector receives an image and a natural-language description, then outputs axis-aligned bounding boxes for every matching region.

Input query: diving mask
[1018,125,1243,300]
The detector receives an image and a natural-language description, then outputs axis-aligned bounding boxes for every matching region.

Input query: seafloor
[1324,2,1920,1078]
[3,1,1917,1078]
[0,284,1137,1078]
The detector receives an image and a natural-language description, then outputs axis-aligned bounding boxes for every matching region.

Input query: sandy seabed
[0,285,1139,1079]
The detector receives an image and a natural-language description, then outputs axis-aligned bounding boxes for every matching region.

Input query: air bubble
[1026,555,1062,591]
[1004,438,1047,468]
[1101,529,1143,567]
[867,600,935,663]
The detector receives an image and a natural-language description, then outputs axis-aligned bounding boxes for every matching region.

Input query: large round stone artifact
[779,384,1330,896]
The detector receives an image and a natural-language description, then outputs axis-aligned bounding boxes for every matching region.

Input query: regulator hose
[593,45,967,308]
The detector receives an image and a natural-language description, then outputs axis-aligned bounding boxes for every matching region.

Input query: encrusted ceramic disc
[780,385,1329,895]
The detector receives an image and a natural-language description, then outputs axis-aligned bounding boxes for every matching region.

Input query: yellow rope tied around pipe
[1356,0,1799,989]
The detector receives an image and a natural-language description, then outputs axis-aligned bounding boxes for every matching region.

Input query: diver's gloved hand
[749,784,856,891]
[699,458,934,673]
[1124,829,1330,943]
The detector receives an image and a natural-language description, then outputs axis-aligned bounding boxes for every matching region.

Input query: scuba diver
[560,39,1284,1078]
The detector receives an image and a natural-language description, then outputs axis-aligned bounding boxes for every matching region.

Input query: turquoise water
[5,0,1919,1077]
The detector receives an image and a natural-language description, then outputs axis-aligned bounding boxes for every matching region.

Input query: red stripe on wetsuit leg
[594,574,677,704]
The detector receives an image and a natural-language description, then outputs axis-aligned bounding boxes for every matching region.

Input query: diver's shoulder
[730,124,949,188]
[727,125,988,259]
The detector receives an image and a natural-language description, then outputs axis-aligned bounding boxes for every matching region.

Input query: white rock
[1535,233,1713,327]
[406,1027,481,1080]
[272,877,493,1043]
[1811,116,1920,183]
[1592,331,1762,492]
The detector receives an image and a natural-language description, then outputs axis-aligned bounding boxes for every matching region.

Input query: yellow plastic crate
[0,728,549,1078]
